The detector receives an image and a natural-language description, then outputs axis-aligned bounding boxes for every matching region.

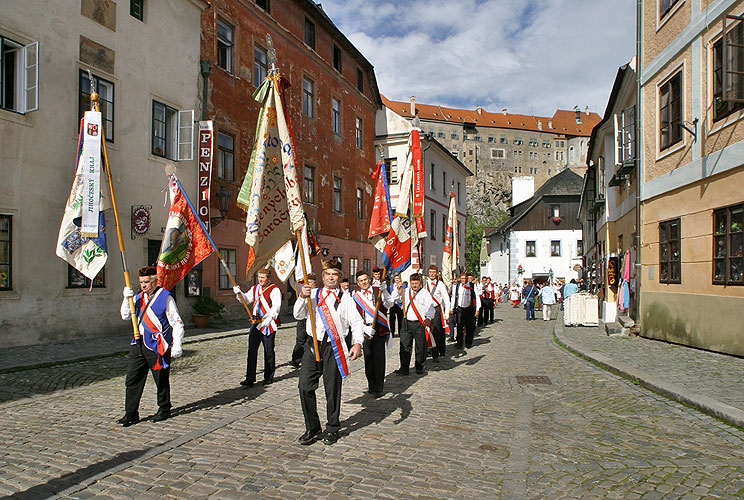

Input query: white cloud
[318,0,635,116]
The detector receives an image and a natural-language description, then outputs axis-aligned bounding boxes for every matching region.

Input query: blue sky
[319,0,636,117]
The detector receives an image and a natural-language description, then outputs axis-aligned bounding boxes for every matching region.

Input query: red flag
[410,130,426,237]
[368,161,392,251]
[157,179,213,291]
[382,215,412,276]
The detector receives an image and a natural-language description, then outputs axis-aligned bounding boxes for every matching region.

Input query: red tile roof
[381,95,600,137]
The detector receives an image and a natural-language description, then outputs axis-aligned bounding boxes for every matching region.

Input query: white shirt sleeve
[450,284,457,310]
[343,295,365,346]
[166,295,185,348]
[293,292,309,320]
[380,286,394,309]
[423,291,436,320]
[267,287,282,321]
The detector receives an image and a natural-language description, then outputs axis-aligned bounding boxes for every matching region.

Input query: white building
[0,0,206,346]
[375,105,472,280]
[483,169,584,287]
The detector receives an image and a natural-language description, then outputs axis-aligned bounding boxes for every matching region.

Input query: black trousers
[486,298,494,323]
[479,298,494,325]
[388,304,403,336]
[456,306,476,348]
[363,333,387,393]
[291,319,307,365]
[298,336,343,433]
[448,314,457,341]
[245,326,276,384]
[399,319,427,371]
[430,307,446,358]
[125,340,171,417]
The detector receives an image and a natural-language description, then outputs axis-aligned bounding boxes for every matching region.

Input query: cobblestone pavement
[1,307,744,499]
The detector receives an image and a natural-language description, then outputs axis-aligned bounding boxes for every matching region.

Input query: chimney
[502,108,507,115]
[410,96,416,116]
[537,120,543,131]
[512,176,535,207]
[476,105,483,115]
[548,119,553,129]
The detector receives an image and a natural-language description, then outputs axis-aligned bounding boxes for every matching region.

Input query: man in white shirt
[294,260,364,445]
[449,271,481,349]
[234,268,282,387]
[394,273,436,375]
[425,265,450,362]
[119,266,184,426]
[539,281,557,321]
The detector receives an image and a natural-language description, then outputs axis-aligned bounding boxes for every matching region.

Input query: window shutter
[613,113,621,166]
[177,109,194,161]
[22,41,39,113]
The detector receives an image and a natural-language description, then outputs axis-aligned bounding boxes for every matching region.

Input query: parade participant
[394,273,435,375]
[539,281,557,321]
[450,271,480,349]
[478,276,490,327]
[509,284,521,308]
[353,269,393,397]
[294,259,364,445]
[484,277,495,324]
[234,268,282,387]
[388,275,404,338]
[371,267,383,286]
[425,265,450,362]
[290,274,316,368]
[119,266,184,426]
[340,277,350,292]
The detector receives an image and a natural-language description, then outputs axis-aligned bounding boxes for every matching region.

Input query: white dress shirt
[403,287,436,322]
[294,287,364,346]
[425,279,450,316]
[353,285,394,336]
[241,283,282,322]
[121,291,184,349]
[450,282,482,310]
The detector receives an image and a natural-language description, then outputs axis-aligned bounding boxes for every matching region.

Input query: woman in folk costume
[294,259,364,445]
[118,266,184,426]
[353,269,394,397]
[233,267,282,387]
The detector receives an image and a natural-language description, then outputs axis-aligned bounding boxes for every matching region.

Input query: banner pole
[91,93,140,340]
[296,228,322,369]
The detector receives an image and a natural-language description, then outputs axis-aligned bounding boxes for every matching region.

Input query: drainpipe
[635,0,642,325]
[200,60,211,121]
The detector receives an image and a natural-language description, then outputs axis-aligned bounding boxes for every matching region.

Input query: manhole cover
[516,375,551,385]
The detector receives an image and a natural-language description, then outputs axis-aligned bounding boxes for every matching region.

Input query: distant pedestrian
[522,280,537,321]
[539,282,557,321]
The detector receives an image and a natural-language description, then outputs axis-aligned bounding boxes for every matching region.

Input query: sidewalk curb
[554,317,744,430]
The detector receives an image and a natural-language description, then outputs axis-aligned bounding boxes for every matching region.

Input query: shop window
[713,204,744,285]
[659,218,681,283]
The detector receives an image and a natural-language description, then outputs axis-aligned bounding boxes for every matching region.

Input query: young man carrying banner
[118,266,184,426]
[294,260,364,445]
[290,273,316,368]
[353,269,393,397]
[234,268,282,387]
[425,265,450,362]
[394,273,436,376]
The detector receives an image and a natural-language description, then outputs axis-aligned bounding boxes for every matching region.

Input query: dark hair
[341,278,349,283]
[355,270,369,279]
[409,273,422,282]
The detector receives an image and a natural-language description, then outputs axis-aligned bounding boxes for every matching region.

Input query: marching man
[294,260,364,445]
[119,266,184,426]
[352,269,394,397]
[234,268,282,387]
[450,271,481,349]
[394,273,436,376]
[425,265,450,362]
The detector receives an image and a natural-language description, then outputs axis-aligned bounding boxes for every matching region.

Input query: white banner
[81,111,102,237]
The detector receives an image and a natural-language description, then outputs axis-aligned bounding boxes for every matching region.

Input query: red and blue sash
[352,289,390,334]
[253,283,278,335]
[407,289,435,348]
[316,288,350,379]
[426,280,450,335]
[133,288,172,370]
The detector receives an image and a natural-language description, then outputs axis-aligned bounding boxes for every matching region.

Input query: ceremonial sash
[253,284,278,335]
[134,288,172,370]
[352,290,390,334]
[406,290,435,348]
[426,280,450,335]
[316,288,350,379]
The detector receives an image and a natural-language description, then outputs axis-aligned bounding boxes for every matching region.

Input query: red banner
[197,121,213,232]
[410,130,426,237]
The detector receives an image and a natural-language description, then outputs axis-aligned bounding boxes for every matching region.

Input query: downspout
[635,0,643,325]
[200,60,211,121]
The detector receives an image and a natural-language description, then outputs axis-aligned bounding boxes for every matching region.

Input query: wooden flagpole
[91,92,139,339]
[296,228,322,368]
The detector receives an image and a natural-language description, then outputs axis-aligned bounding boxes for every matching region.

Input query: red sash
[407,289,435,348]
[253,283,278,334]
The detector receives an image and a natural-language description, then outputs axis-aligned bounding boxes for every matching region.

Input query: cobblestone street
[1,305,744,499]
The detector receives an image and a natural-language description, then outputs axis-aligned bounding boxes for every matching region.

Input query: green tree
[465,207,509,275]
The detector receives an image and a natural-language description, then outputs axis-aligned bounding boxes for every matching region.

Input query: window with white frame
[79,70,114,142]
[659,71,682,151]
[714,20,744,121]
[385,157,397,184]
[525,240,536,257]
[615,105,636,163]
[152,100,193,160]
[331,97,341,134]
[254,44,267,87]
[356,187,364,219]
[302,77,313,117]
[659,0,681,20]
[216,18,234,74]
[349,257,358,277]
[550,240,561,257]
[0,36,38,114]
[491,148,505,159]
[333,176,342,213]
[355,117,363,149]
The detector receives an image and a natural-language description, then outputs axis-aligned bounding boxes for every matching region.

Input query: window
[355,117,363,149]
[79,70,114,142]
[256,0,270,10]
[349,257,358,277]
[659,72,682,151]
[543,139,551,148]
[356,68,364,92]
[254,44,268,87]
[333,176,342,213]
[385,157,397,184]
[130,0,144,21]
[331,97,341,134]
[442,214,446,238]
[457,182,461,202]
[713,22,744,121]
[500,135,507,144]
[430,163,435,191]
[217,131,234,181]
[304,165,315,204]
[0,36,38,114]
[529,138,538,147]
[616,105,636,162]
[0,215,11,290]
[216,18,234,74]
[302,77,313,117]
[356,188,364,219]
[333,44,342,72]
[551,240,561,257]
[659,218,681,283]
[474,135,482,142]
[430,210,436,240]
[491,148,505,159]
[577,239,584,257]
[304,17,315,49]
[68,265,105,288]
[451,151,459,158]
[526,241,536,257]
[152,100,194,160]
[555,150,564,162]
[218,248,236,289]
[550,204,561,218]
[660,0,681,19]
[513,137,523,145]
[363,259,370,272]
[451,132,459,140]
[442,171,447,194]
[488,135,494,143]
[333,256,342,265]
[437,130,445,138]
[713,204,744,284]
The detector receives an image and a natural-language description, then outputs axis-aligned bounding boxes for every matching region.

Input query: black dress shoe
[117,415,139,427]
[262,379,273,386]
[289,361,300,369]
[240,379,254,387]
[298,428,322,445]
[322,431,339,445]
[372,391,384,398]
[415,368,424,374]
[152,410,171,422]
[393,368,408,376]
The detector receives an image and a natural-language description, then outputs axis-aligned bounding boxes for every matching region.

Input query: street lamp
[210,184,231,228]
